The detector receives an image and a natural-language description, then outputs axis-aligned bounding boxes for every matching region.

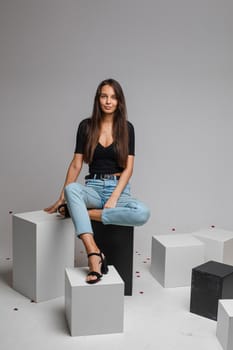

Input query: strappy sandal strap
[87,252,102,259]
[57,203,70,218]
[87,271,102,279]
[86,270,103,284]
[87,252,108,275]
[88,252,104,266]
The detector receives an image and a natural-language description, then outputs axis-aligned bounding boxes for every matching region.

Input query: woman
[44,78,150,284]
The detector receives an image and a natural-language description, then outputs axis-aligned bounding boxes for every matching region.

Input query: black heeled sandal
[86,252,108,284]
[57,203,70,218]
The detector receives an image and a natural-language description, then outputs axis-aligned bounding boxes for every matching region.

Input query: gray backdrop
[1,0,233,257]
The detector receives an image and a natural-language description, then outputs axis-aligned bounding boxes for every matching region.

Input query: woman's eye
[100,94,117,101]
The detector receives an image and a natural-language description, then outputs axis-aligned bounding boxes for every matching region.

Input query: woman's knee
[133,202,150,226]
[64,182,82,199]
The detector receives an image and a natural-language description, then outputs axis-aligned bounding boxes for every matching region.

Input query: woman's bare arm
[44,153,84,213]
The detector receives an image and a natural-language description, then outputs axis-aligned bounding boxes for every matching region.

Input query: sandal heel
[101,256,109,274]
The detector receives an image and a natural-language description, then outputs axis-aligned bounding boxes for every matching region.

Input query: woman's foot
[79,233,108,283]
[86,251,108,284]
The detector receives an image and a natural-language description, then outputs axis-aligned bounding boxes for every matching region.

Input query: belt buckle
[101,174,112,180]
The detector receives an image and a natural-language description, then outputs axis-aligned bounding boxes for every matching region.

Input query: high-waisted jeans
[64,178,150,237]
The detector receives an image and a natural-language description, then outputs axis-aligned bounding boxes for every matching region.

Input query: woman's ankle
[88,209,102,222]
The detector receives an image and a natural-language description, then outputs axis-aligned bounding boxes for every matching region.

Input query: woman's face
[99,85,118,116]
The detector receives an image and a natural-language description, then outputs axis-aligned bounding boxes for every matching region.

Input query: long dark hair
[83,78,129,168]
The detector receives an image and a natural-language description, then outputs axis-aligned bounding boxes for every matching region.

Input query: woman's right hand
[44,198,65,214]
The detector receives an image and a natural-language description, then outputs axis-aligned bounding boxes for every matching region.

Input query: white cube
[150,234,205,287]
[193,228,233,265]
[65,266,124,336]
[217,300,233,350]
[13,210,74,302]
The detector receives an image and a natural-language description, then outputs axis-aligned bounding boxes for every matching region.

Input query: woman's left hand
[104,196,118,208]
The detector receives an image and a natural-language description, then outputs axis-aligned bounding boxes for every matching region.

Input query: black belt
[85,174,121,180]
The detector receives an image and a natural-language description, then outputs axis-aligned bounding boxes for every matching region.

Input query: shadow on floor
[0,264,13,287]
[53,305,70,336]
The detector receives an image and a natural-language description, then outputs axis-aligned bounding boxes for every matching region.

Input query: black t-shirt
[74,118,135,174]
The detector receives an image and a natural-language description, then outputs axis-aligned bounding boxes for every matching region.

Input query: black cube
[91,221,134,296]
[190,260,233,320]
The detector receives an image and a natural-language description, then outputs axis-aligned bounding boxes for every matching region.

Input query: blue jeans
[64,179,150,237]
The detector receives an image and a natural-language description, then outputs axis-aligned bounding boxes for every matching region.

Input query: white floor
[0,248,222,350]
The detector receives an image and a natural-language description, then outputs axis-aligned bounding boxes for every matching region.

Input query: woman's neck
[101,113,114,123]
